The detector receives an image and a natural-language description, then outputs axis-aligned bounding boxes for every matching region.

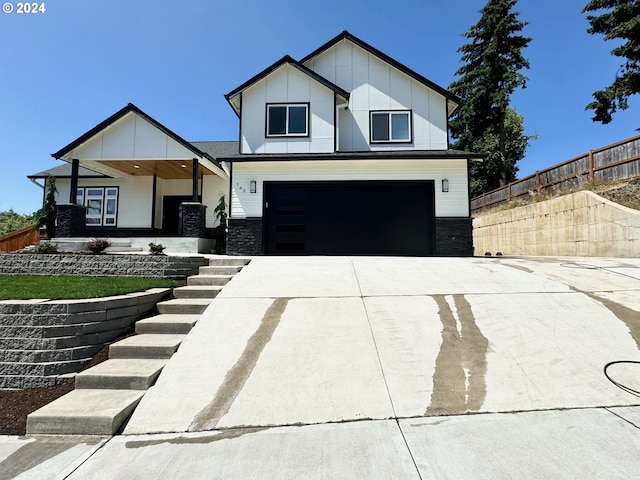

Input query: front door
[162,195,200,235]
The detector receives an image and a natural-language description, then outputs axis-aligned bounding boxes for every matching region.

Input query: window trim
[76,186,119,227]
[265,103,310,138]
[369,110,413,144]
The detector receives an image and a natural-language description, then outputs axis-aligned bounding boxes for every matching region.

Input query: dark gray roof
[190,141,240,158]
[28,163,108,179]
[218,149,483,162]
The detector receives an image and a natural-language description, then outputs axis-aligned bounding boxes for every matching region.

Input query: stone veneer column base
[56,204,87,238]
[181,202,207,237]
[435,217,474,256]
[227,218,263,256]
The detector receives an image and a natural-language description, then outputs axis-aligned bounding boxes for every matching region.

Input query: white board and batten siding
[241,64,335,154]
[56,177,154,228]
[231,160,469,219]
[304,41,449,152]
[70,112,199,162]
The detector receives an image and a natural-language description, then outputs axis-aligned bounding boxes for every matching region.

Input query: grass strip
[0,275,181,300]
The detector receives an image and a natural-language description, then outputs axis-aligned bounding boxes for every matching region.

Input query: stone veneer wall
[228,218,263,256]
[0,254,207,279]
[435,218,474,256]
[0,288,171,389]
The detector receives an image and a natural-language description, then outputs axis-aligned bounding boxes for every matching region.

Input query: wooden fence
[0,225,40,253]
[471,134,640,213]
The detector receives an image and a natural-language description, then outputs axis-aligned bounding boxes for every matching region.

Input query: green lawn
[0,275,182,300]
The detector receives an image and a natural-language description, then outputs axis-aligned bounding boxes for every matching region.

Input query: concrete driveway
[3,256,640,479]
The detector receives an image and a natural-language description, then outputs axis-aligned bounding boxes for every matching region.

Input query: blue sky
[1,0,637,214]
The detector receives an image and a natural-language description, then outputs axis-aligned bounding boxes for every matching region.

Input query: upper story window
[266,103,309,137]
[370,110,412,143]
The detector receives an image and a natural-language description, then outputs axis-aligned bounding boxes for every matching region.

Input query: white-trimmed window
[76,187,118,226]
[266,103,309,137]
[370,110,412,143]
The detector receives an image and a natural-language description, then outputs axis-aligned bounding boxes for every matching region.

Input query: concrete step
[108,334,186,359]
[197,265,243,276]
[173,285,223,299]
[26,389,144,435]
[192,271,233,284]
[135,314,200,334]
[156,298,212,315]
[75,358,168,390]
[207,257,251,266]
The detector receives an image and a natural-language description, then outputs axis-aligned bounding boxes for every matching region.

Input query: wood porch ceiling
[96,160,216,179]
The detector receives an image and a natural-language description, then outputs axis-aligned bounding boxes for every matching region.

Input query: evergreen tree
[469,108,537,196]
[33,175,57,239]
[449,0,532,192]
[582,0,640,124]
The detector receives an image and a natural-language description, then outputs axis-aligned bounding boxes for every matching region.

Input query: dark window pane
[371,113,389,141]
[106,199,116,215]
[391,113,409,140]
[288,106,307,134]
[268,106,286,135]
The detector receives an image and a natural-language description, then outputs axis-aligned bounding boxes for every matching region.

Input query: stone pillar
[56,204,86,237]
[181,202,206,237]
[227,218,263,255]
[435,217,474,256]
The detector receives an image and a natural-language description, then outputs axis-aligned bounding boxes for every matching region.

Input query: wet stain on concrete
[579,290,640,351]
[0,436,103,480]
[426,295,488,416]
[189,298,290,431]
[126,427,269,449]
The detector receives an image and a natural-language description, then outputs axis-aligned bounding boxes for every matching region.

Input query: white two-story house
[221,31,480,256]
[29,31,480,256]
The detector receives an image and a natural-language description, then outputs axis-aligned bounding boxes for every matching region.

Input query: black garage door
[264,180,435,255]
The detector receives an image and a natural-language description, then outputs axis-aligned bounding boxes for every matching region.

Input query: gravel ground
[597,178,640,211]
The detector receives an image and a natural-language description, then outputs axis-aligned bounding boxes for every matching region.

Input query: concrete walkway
[2,256,640,478]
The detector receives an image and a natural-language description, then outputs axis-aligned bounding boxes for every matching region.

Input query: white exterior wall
[56,176,154,228]
[304,42,449,151]
[231,160,468,219]
[241,65,335,154]
[71,112,197,161]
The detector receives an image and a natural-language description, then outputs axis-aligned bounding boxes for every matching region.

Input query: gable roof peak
[300,30,461,114]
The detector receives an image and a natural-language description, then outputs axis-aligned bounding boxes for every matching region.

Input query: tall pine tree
[582,0,640,124]
[449,0,532,196]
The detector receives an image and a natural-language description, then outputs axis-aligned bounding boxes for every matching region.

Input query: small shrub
[87,238,111,254]
[149,242,165,255]
[34,241,58,254]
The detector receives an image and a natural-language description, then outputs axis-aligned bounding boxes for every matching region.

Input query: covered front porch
[47,104,229,253]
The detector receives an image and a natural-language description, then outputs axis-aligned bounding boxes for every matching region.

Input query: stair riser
[173,289,220,299]
[198,266,242,275]
[109,346,179,359]
[76,372,162,390]
[157,304,208,315]
[135,323,194,334]
[207,258,250,266]
[189,275,231,286]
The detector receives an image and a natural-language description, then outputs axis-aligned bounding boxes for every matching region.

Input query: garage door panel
[265,181,434,256]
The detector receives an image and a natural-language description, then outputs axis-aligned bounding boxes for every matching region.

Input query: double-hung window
[370,110,412,143]
[266,103,309,137]
[76,187,118,226]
